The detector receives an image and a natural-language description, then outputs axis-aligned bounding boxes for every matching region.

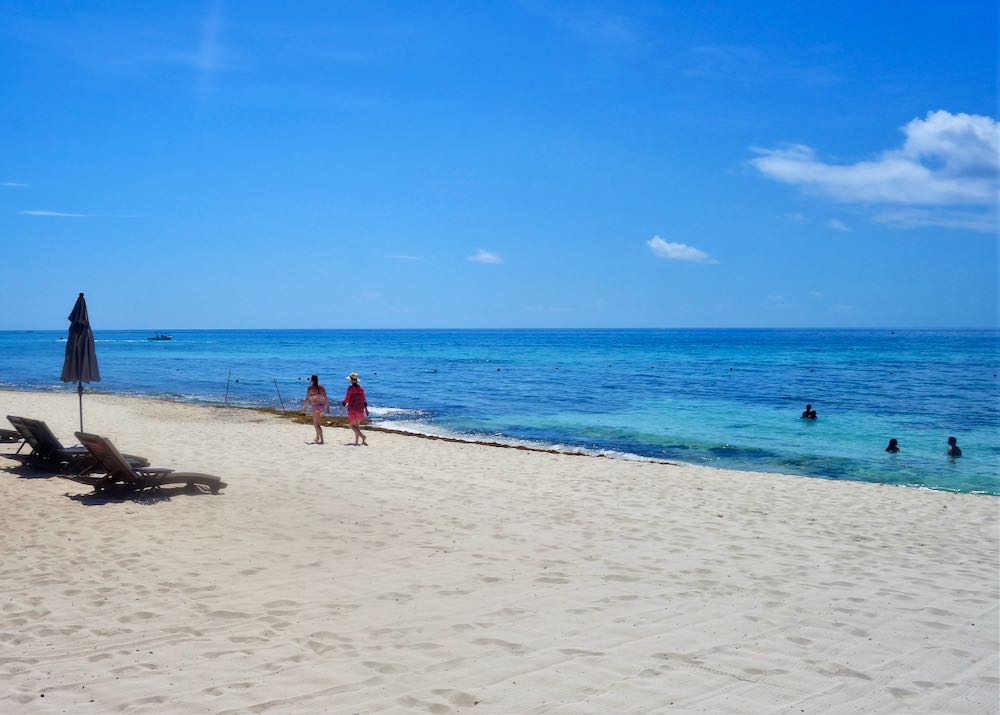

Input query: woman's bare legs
[313,410,324,444]
[350,421,367,445]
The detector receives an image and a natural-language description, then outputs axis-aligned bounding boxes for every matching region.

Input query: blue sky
[1,1,996,329]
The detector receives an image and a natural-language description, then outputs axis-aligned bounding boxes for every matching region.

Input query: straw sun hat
[347,372,359,382]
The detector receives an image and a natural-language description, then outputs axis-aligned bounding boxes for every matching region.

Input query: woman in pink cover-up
[341,372,369,445]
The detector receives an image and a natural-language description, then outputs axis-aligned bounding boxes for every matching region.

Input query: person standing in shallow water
[342,372,369,446]
[801,403,817,419]
[303,375,329,444]
[885,438,900,453]
[947,436,962,457]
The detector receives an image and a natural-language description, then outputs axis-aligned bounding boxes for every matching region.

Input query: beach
[6,328,998,494]
[1,390,997,714]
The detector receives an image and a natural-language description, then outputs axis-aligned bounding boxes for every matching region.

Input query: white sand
[1,390,997,714]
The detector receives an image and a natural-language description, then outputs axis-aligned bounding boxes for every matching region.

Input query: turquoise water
[1,329,997,494]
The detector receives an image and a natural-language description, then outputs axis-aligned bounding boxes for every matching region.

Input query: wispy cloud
[874,208,997,234]
[831,303,859,313]
[468,249,503,264]
[783,212,807,224]
[19,210,86,218]
[685,45,841,87]
[750,110,999,233]
[521,1,641,53]
[197,0,223,95]
[1,8,241,90]
[685,44,763,79]
[387,255,421,261]
[647,236,716,264]
[829,218,851,232]
[525,304,573,314]
[1,181,27,188]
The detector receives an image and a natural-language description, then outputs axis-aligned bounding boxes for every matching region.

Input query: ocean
[1,329,997,494]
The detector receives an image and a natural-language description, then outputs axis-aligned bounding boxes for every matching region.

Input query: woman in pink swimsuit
[303,374,329,444]
[341,372,369,445]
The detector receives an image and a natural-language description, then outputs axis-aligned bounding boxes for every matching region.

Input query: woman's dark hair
[310,375,319,386]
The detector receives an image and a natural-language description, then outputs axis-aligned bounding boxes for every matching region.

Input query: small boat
[147,333,173,341]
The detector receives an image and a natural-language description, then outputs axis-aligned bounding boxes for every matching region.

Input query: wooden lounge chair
[6,415,149,471]
[74,432,227,494]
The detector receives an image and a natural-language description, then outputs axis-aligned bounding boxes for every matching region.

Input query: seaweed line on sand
[253,406,678,465]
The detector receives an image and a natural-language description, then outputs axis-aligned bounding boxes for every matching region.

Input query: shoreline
[255,406,679,465]
[5,387,992,495]
[0,389,997,713]
[4,387,678,463]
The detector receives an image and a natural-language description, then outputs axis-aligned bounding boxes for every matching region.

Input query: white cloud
[751,111,998,206]
[19,210,86,217]
[751,111,1000,234]
[1,181,27,188]
[829,218,851,232]
[468,249,503,264]
[647,236,716,264]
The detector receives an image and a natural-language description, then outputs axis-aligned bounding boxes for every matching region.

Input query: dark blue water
[1,329,997,494]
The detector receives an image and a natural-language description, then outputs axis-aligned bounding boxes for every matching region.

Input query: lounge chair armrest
[122,453,151,468]
[135,467,174,477]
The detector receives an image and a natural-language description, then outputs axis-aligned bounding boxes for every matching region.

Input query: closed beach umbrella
[60,292,100,432]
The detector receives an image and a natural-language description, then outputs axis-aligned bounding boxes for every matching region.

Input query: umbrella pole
[78,381,84,433]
